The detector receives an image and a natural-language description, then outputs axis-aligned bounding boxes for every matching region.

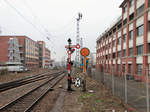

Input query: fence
[87,66,150,112]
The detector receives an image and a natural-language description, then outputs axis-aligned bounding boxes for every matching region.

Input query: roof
[96,15,122,42]
[119,0,127,8]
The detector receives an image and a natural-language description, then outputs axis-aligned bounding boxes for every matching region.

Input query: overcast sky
[0,0,123,61]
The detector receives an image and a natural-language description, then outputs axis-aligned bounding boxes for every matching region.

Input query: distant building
[0,36,39,69]
[45,48,51,68]
[96,0,150,82]
[0,36,51,69]
[0,37,21,65]
[37,41,51,68]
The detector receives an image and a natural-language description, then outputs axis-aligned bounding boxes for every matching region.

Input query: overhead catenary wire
[4,0,49,42]
[20,0,76,43]
[1,0,55,56]
[4,0,57,53]
[23,0,53,38]
[3,0,76,60]
[22,0,58,48]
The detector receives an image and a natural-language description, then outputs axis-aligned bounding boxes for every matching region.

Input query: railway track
[0,71,64,92]
[0,72,65,112]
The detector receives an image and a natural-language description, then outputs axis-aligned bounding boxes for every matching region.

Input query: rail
[0,72,65,112]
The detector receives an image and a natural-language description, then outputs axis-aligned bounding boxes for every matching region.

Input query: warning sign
[80,47,90,57]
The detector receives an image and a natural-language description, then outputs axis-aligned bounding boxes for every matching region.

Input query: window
[106,55,108,60]
[129,0,134,7]
[123,34,127,43]
[123,19,127,25]
[113,28,116,33]
[118,51,121,58]
[129,48,133,56]
[148,21,150,31]
[124,5,127,13]
[118,37,121,45]
[129,30,133,40]
[129,13,134,21]
[109,54,111,59]
[109,43,111,48]
[137,64,143,75]
[113,34,115,39]
[113,40,115,47]
[113,53,115,59]
[118,23,122,30]
[137,25,144,37]
[137,4,145,16]
[123,49,126,57]
[137,45,143,55]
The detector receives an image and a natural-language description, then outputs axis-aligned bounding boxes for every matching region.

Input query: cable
[4,0,58,51]
[22,0,76,45]
[3,0,56,56]
[22,0,55,41]
[23,0,58,48]
[22,0,37,21]
[4,0,48,40]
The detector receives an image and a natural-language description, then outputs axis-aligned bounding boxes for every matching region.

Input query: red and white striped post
[65,38,80,91]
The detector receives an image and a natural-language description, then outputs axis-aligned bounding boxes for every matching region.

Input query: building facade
[24,37,39,69]
[0,36,39,69]
[37,41,51,68]
[0,37,21,65]
[45,48,51,68]
[96,0,150,81]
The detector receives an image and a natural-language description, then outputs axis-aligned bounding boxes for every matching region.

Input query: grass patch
[81,93,94,99]
[80,93,95,99]
[95,99,103,103]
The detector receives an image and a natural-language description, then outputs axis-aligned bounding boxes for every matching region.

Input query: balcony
[8,47,14,51]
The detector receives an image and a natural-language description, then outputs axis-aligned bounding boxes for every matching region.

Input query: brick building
[96,0,150,81]
[45,48,51,68]
[37,41,51,68]
[0,36,39,69]
[0,37,21,65]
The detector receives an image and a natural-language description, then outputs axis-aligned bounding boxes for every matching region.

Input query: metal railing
[87,66,150,112]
